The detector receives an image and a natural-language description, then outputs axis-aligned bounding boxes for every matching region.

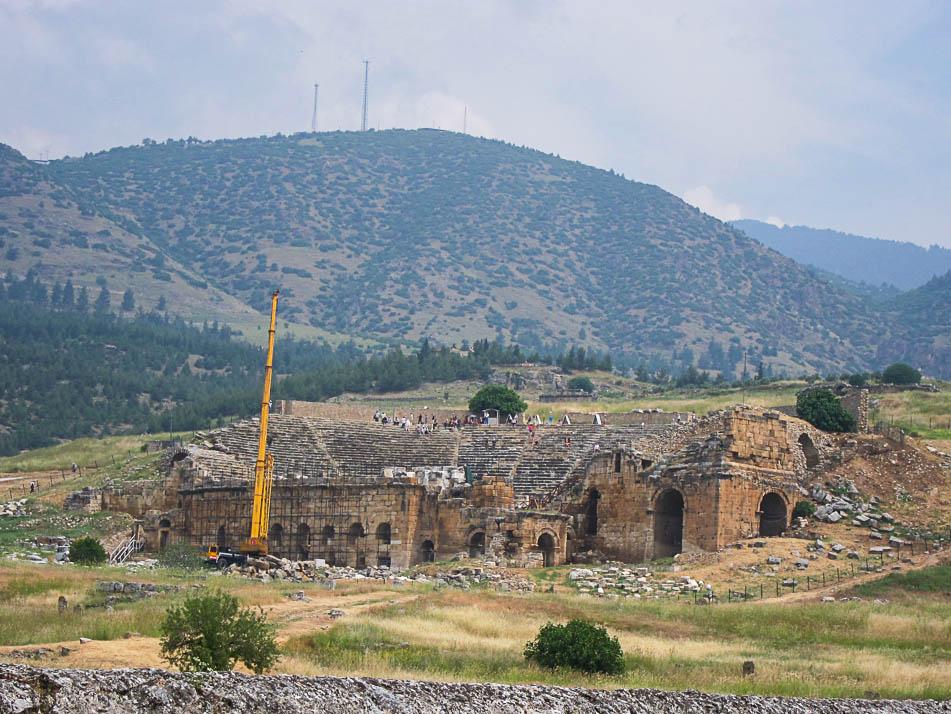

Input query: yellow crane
[240,289,279,557]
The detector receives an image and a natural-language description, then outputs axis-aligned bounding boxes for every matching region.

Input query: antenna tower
[361,60,369,131]
[311,83,319,133]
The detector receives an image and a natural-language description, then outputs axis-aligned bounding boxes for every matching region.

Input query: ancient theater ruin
[91,403,830,568]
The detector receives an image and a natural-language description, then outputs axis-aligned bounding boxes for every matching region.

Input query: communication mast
[361,60,369,131]
[311,83,319,133]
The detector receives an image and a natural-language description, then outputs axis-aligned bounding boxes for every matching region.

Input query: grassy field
[283,570,951,700]
[0,432,192,475]
[870,385,951,444]
[0,557,947,699]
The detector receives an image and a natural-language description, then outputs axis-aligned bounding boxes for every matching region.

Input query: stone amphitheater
[83,402,833,569]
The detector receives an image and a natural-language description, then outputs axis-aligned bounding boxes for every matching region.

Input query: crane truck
[207,290,279,568]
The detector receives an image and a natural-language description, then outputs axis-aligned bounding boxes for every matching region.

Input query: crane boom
[241,290,279,556]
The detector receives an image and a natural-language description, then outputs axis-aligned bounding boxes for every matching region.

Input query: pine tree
[62,279,75,308]
[94,286,110,314]
[121,288,135,312]
[76,286,89,311]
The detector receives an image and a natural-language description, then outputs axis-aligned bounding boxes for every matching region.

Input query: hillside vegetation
[3,130,942,376]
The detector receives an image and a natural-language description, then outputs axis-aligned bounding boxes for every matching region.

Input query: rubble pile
[2,665,946,714]
[223,556,536,593]
[567,565,706,600]
[0,499,27,517]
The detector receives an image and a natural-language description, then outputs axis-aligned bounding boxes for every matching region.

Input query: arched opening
[614,452,622,473]
[322,525,335,542]
[653,489,684,558]
[269,523,284,552]
[468,531,486,558]
[376,522,392,544]
[297,523,311,560]
[584,490,601,536]
[420,539,435,563]
[565,531,574,561]
[216,525,227,550]
[759,492,788,537]
[321,525,335,564]
[159,518,171,551]
[798,433,820,469]
[348,523,365,544]
[538,532,556,567]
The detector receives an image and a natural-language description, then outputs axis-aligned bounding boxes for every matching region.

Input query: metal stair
[109,534,143,565]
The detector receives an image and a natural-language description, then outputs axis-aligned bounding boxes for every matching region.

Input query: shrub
[524,619,624,675]
[847,373,868,387]
[468,384,527,417]
[882,362,921,385]
[792,500,816,519]
[567,376,595,393]
[160,590,279,673]
[69,536,107,565]
[796,389,857,433]
[158,543,204,570]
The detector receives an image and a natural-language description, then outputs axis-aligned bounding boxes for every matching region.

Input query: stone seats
[455,426,526,479]
[308,420,459,478]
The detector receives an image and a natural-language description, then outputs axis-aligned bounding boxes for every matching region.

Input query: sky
[1,1,949,247]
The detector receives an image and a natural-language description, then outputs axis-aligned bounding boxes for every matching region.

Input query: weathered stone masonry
[98,407,826,567]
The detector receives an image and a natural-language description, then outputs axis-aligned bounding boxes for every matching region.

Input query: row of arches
[580,488,789,559]
[463,530,558,567]
[213,521,393,562]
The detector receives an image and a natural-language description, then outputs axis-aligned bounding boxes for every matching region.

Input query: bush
[158,543,204,570]
[524,619,624,675]
[468,384,527,417]
[567,376,595,393]
[882,362,921,385]
[160,590,279,673]
[796,389,857,433]
[792,500,816,519]
[847,373,868,387]
[69,536,107,565]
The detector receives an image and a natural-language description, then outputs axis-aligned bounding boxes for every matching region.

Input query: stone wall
[3,665,945,714]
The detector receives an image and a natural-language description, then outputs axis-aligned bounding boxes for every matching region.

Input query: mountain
[0,144,260,328]
[731,219,951,291]
[875,271,951,376]
[0,131,942,376]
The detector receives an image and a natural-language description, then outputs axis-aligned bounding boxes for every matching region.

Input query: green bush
[524,619,624,675]
[882,362,921,385]
[468,384,527,417]
[68,536,107,565]
[792,501,816,519]
[847,373,868,387]
[160,590,279,673]
[157,543,204,570]
[567,376,595,393]
[796,389,857,433]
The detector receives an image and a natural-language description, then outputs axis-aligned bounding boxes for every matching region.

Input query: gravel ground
[1,665,949,714]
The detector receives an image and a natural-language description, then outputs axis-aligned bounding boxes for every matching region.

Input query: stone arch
[584,489,601,536]
[759,492,788,537]
[376,522,392,545]
[798,433,820,469]
[321,525,336,565]
[297,523,311,560]
[537,532,556,567]
[420,539,435,563]
[565,529,575,561]
[653,489,684,559]
[216,525,227,550]
[348,522,365,544]
[159,518,172,551]
[269,523,284,551]
[614,451,622,473]
[468,531,486,558]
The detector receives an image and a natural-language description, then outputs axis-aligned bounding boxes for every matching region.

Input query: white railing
[109,535,144,565]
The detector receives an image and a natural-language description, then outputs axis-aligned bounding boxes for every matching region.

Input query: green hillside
[0,130,943,376]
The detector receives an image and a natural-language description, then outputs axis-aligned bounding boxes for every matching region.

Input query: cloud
[682,186,744,222]
[765,216,786,228]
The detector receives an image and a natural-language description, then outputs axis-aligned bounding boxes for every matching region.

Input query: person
[30,481,36,493]
[373,409,381,422]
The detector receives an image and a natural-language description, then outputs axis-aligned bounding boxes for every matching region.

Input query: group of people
[373,410,442,434]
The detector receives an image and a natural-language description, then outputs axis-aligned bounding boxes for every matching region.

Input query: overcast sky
[2,1,948,247]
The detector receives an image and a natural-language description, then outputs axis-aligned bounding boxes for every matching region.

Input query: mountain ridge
[731,218,951,291]
[1,130,945,376]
